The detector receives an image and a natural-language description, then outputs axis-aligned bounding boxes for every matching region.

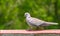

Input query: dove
[24,12,58,30]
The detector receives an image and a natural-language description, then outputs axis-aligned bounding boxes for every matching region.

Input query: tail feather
[45,22,58,25]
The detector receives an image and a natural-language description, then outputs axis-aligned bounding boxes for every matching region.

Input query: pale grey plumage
[25,12,58,27]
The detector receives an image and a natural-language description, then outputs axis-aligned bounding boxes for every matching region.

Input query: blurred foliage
[0,0,60,29]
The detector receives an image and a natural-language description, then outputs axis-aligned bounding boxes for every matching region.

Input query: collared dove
[24,12,58,30]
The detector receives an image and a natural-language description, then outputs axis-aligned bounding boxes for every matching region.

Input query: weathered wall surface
[0,34,60,36]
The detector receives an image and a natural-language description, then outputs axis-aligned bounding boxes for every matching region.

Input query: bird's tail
[45,22,58,25]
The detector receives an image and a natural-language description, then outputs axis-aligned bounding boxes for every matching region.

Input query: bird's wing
[28,17,45,26]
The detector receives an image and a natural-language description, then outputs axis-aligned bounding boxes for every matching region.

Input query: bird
[24,12,58,30]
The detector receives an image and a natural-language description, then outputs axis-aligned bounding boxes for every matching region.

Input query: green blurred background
[0,0,60,30]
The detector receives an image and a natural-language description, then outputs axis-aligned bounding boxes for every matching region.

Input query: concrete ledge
[0,30,60,34]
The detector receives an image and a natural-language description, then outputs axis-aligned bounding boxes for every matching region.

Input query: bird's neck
[26,16,31,19]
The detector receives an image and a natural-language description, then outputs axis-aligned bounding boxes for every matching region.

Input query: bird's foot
[26,28,33,31]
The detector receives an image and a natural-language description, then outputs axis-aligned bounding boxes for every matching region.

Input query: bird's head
[24,12,31,18]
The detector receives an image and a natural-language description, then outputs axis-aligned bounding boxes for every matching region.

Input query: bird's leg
[27,26,33,31]
[36,27,39,30]
[38,26,45,30]
[35,26,44,30]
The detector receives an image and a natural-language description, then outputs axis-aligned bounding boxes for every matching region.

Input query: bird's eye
[25,14,27,16]
[26,14,28,16]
